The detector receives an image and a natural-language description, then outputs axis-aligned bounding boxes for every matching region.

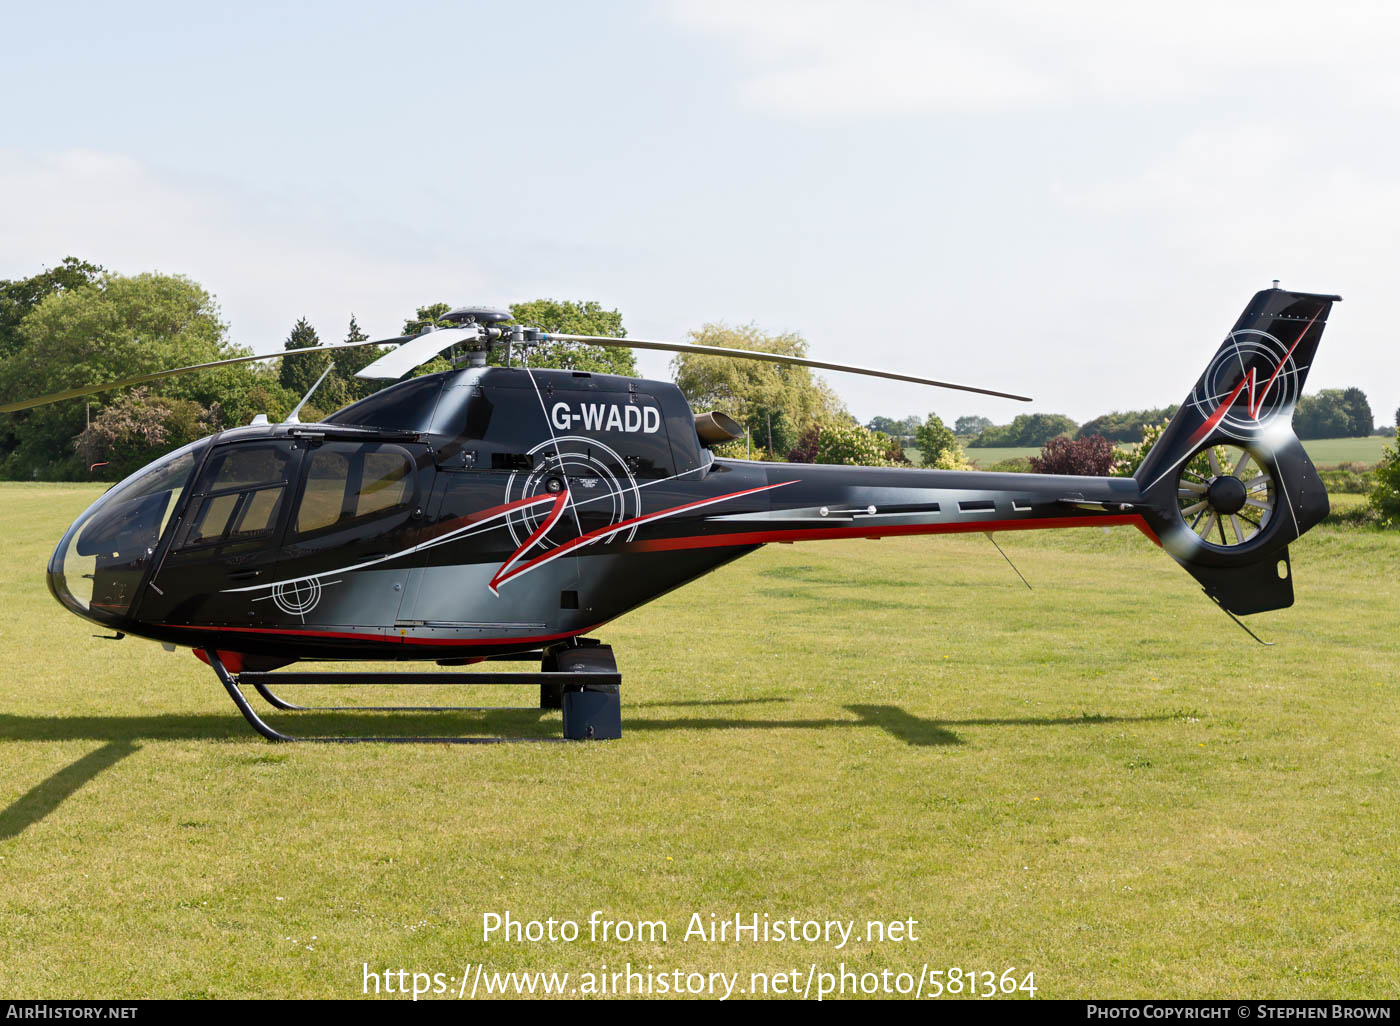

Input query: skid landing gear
[205,641,621,744]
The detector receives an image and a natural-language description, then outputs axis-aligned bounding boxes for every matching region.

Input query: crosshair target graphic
[1189,328,1304,440]
[269,577,323,616]
[502,436,641,551]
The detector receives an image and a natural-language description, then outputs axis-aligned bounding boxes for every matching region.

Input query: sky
[1,0,1397,429]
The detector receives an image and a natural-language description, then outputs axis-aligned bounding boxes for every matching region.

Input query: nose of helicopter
[47,440,205,628]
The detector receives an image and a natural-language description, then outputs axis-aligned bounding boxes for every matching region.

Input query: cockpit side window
[176,444,294,551]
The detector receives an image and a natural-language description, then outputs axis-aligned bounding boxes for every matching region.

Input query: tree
[1077,406,1179,443]
[400,299,637,378]
[0,256,104,362]
[505,299,636,375]
[913,412,962,467]
[401,302,454,337]
[954,414,992,437]
[0,271,231,479]
[1341,387,1373,437]
[672,323,846,460]
[1030,434,1117,476]
[970,412,1078,447]
[329,314,388,405]
[1293,388,1373,439]
[868,414,920,441]
[277,317,337,407]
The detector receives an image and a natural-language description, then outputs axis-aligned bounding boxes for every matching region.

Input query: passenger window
[297,449,350,533]
[357,450,411,517]
[293,442,414,535]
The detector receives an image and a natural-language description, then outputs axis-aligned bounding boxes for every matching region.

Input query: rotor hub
[1206,475,1248,515]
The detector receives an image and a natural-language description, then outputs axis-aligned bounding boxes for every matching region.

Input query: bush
[1318,463,1375,494]
[1368,443,1400,527]
[815,423,902,467]
[927,446,973,470]
[787,425,820,463]
[1114,420,1234,483]
[1029,434,1117,476]
[712,437,774,462]
[983,457,1033,473]
[75,388,216,481]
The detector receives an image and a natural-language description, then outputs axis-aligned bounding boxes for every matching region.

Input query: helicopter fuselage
[48,365,1155,666]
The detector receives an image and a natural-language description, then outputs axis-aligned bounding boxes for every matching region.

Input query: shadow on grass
[0,739,139,841]
[0,707,1175,749]
[0,710,556,744]
[629,697,791,709]
[0,706,1176,833]
[626,706,1175,748]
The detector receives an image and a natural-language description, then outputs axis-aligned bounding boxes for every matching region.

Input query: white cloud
[669,0,1400,114]
[0,150,488,351]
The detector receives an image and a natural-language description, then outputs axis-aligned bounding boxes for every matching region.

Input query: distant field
[907,437,1394,469]
[904,446,1040,467]
[1295,436,1393,466]
[0,482,1397,998]
[961,446,1041,467]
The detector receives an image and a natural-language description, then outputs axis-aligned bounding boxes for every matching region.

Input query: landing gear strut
[204,642,622,743]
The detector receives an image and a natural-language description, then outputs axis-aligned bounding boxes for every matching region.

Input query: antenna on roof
[286,362,335,424]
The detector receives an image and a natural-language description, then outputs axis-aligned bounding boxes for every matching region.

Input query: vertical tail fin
[1135,287,1341,614]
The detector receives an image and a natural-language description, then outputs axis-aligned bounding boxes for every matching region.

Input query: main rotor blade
[541,333,1033,402]
[354,326,480,380]
[0,337,401,414]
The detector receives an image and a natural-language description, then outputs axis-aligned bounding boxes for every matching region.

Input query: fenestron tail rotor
[1176,444,1275,549]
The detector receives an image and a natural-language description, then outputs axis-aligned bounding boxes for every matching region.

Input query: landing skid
[205,642,622,743]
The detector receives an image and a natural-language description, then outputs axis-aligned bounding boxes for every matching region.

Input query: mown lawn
[0,482,1396,999]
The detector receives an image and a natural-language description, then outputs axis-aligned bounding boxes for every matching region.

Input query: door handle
[228,570,261,582]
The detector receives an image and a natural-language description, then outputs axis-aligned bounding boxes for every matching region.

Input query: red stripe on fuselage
[488,479,797,590]
[158,622,605,647]
[418,492,560,545]
[627,513,1160,551]
[489,488,571,594]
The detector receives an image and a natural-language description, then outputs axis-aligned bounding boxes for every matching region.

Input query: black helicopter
[6,286,1339,741]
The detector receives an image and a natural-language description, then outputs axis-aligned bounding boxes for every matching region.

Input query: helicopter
[5,285,1339,742]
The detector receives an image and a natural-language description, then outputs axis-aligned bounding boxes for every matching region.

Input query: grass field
[960,446,1041,467]
[914,437,1394,470]
[1,482,1397,999]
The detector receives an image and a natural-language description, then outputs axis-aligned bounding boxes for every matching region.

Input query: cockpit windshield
[48,439,205,623]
